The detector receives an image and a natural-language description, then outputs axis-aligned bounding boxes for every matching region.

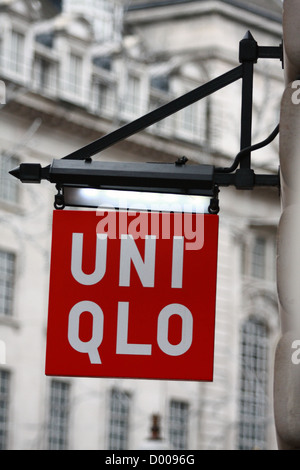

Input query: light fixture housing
[50,159,215,194]
[55,160,215,212]
[62,185,212,213]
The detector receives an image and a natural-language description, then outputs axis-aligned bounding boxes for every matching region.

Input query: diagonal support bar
[62,65,243,161]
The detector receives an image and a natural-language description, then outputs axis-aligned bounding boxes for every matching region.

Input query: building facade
[0,0,283,450]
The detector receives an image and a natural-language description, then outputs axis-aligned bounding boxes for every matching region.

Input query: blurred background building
[0,0,283,450]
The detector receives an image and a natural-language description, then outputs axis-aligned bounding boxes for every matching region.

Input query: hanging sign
[45,209,218,381]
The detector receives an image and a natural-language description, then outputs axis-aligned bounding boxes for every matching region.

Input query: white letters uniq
[68,232,193,363]
[157,304,193,356]
[119,234,156,287]
[68,301,103,364]
[71,233,107,285]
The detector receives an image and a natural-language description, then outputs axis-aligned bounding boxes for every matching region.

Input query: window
[93,81,115,116]
[123,73,141,117]
[241,232,276,282]
[33,56,57,95]
[0,155,19,204]
[178,103,200,140]
[94,0,115,42]
[0,250,15,317]
[151,75,169,93]
[93,56,112,71]
[47,380,70,450]
[64,0,117,42]
[9,31,25,74]
[100,7,114,42]
[108,388,130,450]
[0,370,10,450]
[68,53,82,95]
[177,100,207,143]
[149,96,174,136]
[169,400,189,450]
[35,33,54,49]
[238,317,268,450]
[251,237,266,279]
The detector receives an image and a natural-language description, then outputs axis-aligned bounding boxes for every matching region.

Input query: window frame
[8,29,25,76]
[0,249,16,318]
[107,388,131,450]
[33,54,58,97]
[168,399,189,450]
[238,317,269,450]
[91,78,116,117]
[68,52,83,96]
[47,379,71,450]
[241,230,277,282]
[0,369,10,450]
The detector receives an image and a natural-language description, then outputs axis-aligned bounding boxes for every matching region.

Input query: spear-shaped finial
[9,163,43,183]
[239,30,258,63]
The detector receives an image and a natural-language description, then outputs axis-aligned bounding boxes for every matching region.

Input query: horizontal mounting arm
[9,159,280,193]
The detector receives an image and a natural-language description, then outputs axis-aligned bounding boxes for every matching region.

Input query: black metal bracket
[9,31,282,213]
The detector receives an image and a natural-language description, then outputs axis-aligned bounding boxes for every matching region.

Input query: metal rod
[62,65,243,161]
[239,61,254,169]
[258,45,283,60]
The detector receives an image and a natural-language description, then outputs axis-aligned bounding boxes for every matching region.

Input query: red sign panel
[45,209,218,381]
